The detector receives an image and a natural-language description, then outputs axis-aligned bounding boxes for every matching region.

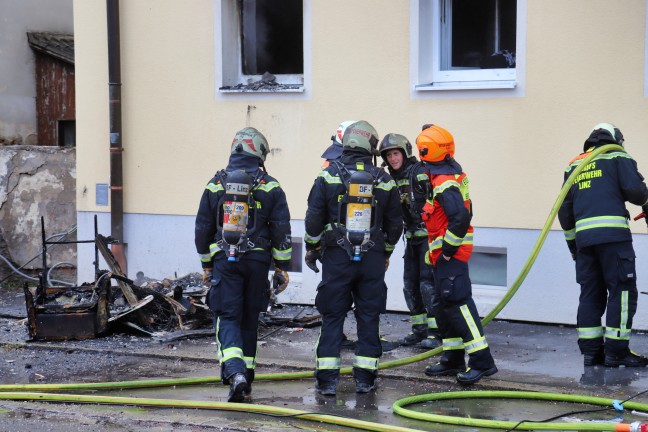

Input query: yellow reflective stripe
[427,317,438,329]
[272,247,291,261]
[413,229,428,237]
[442,337,464,351]
[605,328,631,340]
[305,232,322,244]
[356,162,365,170]
[396,178,410,187]
[464,336,488,354]
[206,182,223,193]
[316,357,341,370]
[199,253,212,263]
[444,229,463,247]
[353,356,379,370]
[221,347,244,363]
[432,179,459,198]
[575,216,629,232]
[563,228,576,241]
[209,242,222,256]
[577,326,604,339]
[376,178,396,191]
[319,170,343,184]
[460,304,482,343]
[255,181,280,192]
[417,173,428,181]
[429,236,443,251]
[385,242,395,252]
[410,313,426,326]
[243,356,256,369]
[605,290,632,341]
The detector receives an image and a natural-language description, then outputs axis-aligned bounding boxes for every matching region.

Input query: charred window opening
[218,0,305,92]
[58,120,76,147]
[239,0,303,75]
[446,0,516,70]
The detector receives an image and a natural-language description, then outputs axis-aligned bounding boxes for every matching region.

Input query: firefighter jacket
[420,159,473,266]
[386,156,429,244]
[558,147,648,254]
[304,149,403,256]
[195,153,292,270]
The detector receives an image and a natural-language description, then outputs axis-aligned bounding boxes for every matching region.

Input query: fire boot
[420,336,442,350]
[584,349,604,367]
[604,351,648,368]
[425,361,465,377]
[399,330,426,346]
[456,366,498,385]
[227,373,248,402]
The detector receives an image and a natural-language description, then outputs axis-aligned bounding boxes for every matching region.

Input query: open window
[218,0,305,93]
[415,0,521,91]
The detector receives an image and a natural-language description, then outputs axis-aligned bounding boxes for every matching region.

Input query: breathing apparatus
[345,169,375,261]
[220,170,254,261]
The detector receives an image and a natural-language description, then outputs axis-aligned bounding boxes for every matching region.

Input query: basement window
[415,0,520,91]
[218,0,304,93]
[470,246,507,287]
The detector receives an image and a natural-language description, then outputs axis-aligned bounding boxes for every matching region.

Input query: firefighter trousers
[575,241,638,358]
[403,239,438,337]
[433,257,495,370]
[208,256,271,384]
[314,247,386,385]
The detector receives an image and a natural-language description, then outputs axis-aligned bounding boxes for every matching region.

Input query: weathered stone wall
[0,146,76,279]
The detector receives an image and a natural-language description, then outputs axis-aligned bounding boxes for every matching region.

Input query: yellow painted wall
[74,0,648,231]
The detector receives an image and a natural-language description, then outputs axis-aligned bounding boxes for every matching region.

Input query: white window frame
[214,0,311,95]
[412,0,526,95]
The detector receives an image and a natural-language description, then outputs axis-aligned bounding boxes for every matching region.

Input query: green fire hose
[2,144,645,432]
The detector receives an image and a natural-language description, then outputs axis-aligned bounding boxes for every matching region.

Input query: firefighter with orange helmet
[416,124,497,385]
[195,127,292,402]
[379,133,440,349]
[558,123,648,367]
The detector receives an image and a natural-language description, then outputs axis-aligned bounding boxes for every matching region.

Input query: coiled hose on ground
[1,144,646,432]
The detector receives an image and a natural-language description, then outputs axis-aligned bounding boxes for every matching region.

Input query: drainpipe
[106,0,127,274]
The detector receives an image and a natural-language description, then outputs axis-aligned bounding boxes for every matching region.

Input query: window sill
[219,85,304,93]
[415,80,517,91]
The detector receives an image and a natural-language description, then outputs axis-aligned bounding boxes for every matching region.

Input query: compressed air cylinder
[345,170,373,261]
[222,170,251,261]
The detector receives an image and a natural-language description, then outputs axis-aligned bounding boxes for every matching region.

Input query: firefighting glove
[272,267,289,294]
[202,268,213,286]
[305,247,322,273]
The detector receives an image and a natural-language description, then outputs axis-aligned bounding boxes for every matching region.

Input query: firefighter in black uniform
[304,120,402,395]
[195,127,292,402]
[558,123,648,367]
[379,133,440,349]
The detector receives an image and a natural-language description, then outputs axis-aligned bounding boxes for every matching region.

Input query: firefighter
[558,123,648,367]
[379,133,440,349]
[304,120,402,395]
[195,127,292,402]
[321,120,356,168]
[417,124,497,385]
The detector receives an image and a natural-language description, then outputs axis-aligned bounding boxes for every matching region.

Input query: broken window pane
[240,0,303,76]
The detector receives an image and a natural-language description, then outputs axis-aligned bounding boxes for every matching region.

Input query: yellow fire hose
[2,144,647,431]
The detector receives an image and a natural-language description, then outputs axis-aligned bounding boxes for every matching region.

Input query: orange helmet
[415,125,455,162]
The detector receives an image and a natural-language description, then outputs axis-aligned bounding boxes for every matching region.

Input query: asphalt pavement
[2,287,648,431]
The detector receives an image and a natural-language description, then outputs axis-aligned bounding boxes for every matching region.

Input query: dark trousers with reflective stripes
[315,247,386,384]
[208,255,271,383]
[403,239,437,337]
[575,241,638,357]
[433,257,495,370]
